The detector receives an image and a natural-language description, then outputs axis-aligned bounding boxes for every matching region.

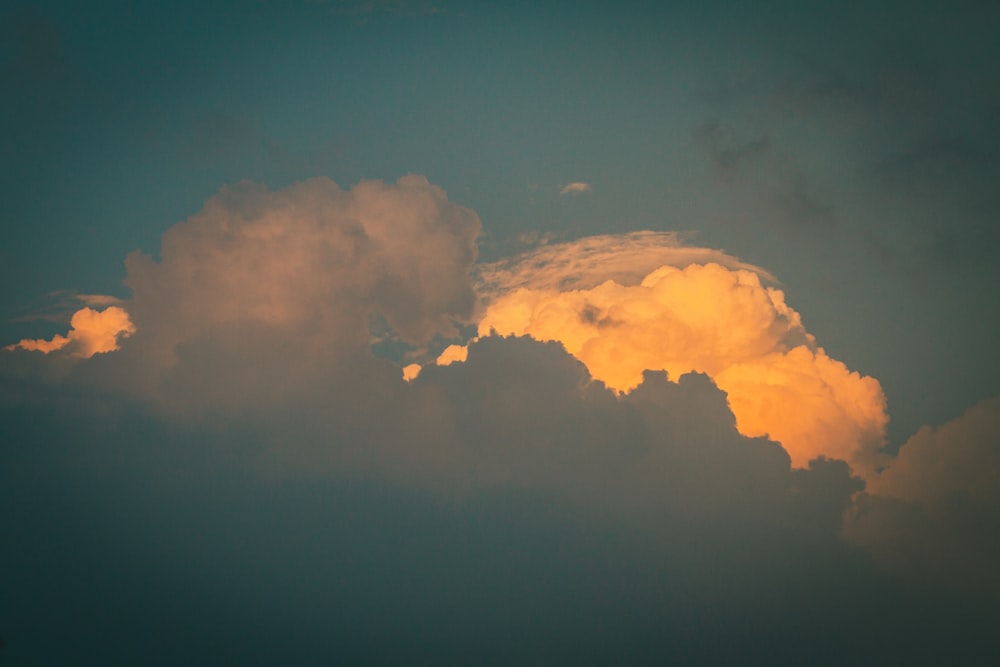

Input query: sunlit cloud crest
[476,247,888,471]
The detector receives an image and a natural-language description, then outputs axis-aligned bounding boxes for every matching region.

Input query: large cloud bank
[2,176,998,664]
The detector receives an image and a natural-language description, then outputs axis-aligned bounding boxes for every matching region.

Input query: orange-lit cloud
[435,343,468,366]
[4,306,135,358]
[474,238,888,471]
[93,175,481,411]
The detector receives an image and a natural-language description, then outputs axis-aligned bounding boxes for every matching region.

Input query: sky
[2,0,999,664]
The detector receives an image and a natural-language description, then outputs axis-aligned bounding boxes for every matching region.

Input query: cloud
[4,330,995,664]
[9,291,125,324]
[559,181,591,195]
[76,293,125,308]
[106,174,480,411]
[2,184,885,474]
[475,237,887,472]
[868,395,1000,505]
[475,231,776,295]
[2,175,998,664]
[4,306,134,357]
[402,362,421,381]
[435,343,468,366]
[695,119,835,229]
[845,395,1000,591]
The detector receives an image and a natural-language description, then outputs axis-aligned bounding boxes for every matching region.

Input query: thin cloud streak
[559,181,592,195]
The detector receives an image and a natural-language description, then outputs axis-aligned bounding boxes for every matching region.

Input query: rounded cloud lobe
[112,175,480,408]
[476,240,888,471]
[846,396,1000,591]
[4,306,135,357]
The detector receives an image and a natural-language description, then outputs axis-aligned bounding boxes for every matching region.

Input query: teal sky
[2,3,1000,663]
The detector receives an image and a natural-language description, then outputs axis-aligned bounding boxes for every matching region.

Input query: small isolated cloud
[4,306,135,358]
[435,343,468,366]
[559,181,592,195]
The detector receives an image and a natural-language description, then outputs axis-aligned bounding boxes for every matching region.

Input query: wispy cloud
[559,181,592,195]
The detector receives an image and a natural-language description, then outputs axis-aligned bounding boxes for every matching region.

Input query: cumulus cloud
[4,306,135,357]
[106,175,479,410]
[2,184,886,474]
[845,395,1000,591]
[475,238,887,471]
[401,362,422,381]
[869,395,1000,505]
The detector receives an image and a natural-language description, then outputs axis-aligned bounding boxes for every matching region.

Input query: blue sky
[2,1,1000,663]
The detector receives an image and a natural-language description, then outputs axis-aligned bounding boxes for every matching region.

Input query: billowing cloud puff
[110,175,480,408]
[4,306,135,358]
[435,343,468,366]
[868,395,1000,505]
[845,395,1000,591]
[401,362,422,382]
[559,181,592,195]
[476,241,888,471]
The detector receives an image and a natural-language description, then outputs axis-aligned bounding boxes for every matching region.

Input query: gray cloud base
[2,174,999,664]
[3,333,999,665]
